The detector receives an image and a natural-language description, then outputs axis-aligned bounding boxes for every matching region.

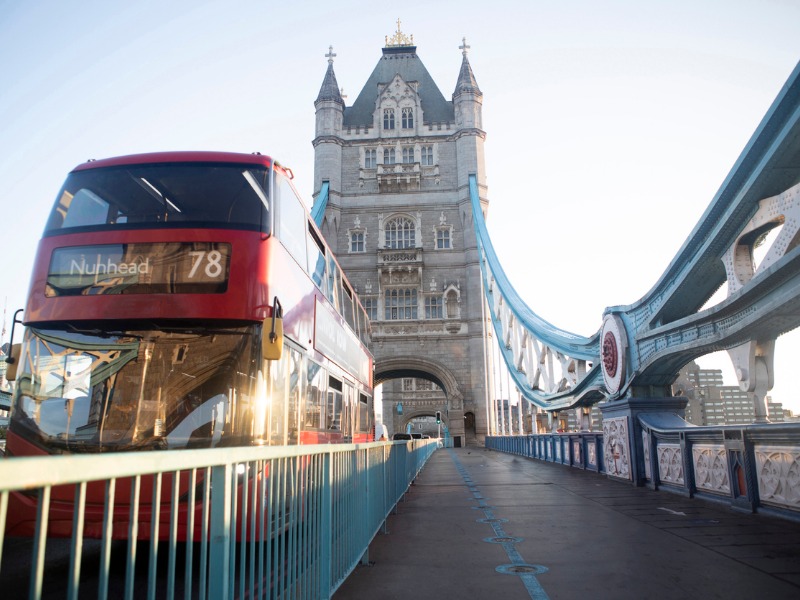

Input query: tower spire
[316,45,344,106]
[454,37,482,98]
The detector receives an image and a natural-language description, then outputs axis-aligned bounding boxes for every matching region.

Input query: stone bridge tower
[312,24,490,444]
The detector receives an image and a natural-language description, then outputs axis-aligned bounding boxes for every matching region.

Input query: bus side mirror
[5,343,21,381]
[263,317,283,360]
[262,297,283,361]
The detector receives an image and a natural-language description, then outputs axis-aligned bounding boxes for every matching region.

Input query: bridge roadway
[334,446,800,600]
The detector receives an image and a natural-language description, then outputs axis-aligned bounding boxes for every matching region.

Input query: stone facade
[312,31,490,441]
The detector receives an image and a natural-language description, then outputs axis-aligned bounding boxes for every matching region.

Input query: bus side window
[307,222,327,293]
[359,305,371,344]
[305,361,325,429]
[326,256,342,313]
[275,174,308,270]
[341,282,356,331]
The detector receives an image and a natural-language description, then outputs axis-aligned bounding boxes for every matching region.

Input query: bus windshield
[10,325,264,452]
[44,163,271,234]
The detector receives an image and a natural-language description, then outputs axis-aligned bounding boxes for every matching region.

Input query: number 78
[188,250,224,279]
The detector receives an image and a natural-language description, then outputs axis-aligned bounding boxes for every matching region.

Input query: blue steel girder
[613,60,800,391]
[471,176,603,411]
[472,59,800,411]
[311,180,329,227]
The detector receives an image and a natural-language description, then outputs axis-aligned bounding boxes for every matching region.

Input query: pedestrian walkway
[334,446,800,600]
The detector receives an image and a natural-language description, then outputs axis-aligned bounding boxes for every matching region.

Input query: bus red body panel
[5,151,374,540]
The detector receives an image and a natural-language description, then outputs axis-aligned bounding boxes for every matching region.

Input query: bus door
[357,392,371,442]
[286,348,303,445]
[267,345,303,446]
[341,382,355,442]
[302,360,325,444]
[326,377,343,442]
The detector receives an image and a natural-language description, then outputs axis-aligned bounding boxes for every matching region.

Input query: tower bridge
[312,26,800,440]
[2,24,800,600]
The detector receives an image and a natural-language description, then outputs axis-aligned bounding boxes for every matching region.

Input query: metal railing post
[320,450,333,596]
[209,464,232,600]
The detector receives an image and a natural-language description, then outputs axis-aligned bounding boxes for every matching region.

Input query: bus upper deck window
[58,189,110,229]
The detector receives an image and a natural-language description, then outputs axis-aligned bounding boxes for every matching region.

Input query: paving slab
[333,446,800,600]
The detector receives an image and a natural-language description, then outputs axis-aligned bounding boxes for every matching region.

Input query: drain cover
[477,517,508,524]
[496,563,548,575]
[484,536,522,544]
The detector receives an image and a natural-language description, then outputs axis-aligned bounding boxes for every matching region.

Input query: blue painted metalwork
[311,180,329,227]
[0,440,436,599]
[471,174,602,408]
[472,60,800,409]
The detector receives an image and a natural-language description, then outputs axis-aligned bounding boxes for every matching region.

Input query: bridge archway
[375,356,465,438]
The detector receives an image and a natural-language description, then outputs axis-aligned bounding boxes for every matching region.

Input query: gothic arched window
[402,107,414,129]
[421,145,434,166]
[385,216,415,249]
[383,109,395,130]
[364,148,376,169]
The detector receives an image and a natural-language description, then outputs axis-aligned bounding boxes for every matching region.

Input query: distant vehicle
[410,432,423,439]
[392,433,412,441]
[374,423,389,441]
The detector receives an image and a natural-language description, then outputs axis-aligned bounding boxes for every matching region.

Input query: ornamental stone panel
[692,444,730,495]
[755,446,800,509]
[657,444,684,486]
[602,417,631,480]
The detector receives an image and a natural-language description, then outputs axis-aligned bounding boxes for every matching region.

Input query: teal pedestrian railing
[486,420,800,521]
[0,440,437,599]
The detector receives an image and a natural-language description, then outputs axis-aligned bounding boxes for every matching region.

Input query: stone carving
[587,442,597,468]
[383,252,418,263]
[692,444,730,494]
[657,444,684,485]
[755,446,800,509]
[642,431,651,481]
[602,417,631,480]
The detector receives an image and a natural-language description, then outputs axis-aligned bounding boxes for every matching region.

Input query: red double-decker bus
[4,151,374,537]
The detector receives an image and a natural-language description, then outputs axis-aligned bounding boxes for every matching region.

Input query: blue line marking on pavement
[448,449,551,600]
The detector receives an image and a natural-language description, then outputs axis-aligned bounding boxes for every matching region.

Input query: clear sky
[2,0,799,413]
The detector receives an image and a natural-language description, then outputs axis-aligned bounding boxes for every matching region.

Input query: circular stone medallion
[601,314,627,395]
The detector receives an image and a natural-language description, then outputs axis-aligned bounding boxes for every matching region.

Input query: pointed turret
[316,47,344,106]
[315,46,345,139]
[453,49,482,98]
[313,46,344,223]
[453,38,483,130]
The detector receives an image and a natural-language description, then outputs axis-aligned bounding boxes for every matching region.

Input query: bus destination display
[46,242,231,296]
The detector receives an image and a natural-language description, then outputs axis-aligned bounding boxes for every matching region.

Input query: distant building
[674,361,786,425]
